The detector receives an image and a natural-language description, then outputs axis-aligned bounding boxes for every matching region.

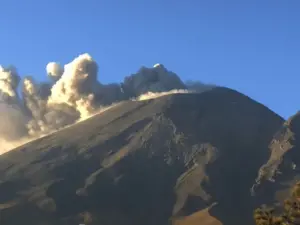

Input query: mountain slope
[0,87,284,225]
[252,111,300,206]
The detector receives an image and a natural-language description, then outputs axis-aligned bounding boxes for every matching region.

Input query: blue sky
[0,0,299,119]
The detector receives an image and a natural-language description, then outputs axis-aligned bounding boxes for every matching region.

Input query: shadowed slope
[0,87,284,225]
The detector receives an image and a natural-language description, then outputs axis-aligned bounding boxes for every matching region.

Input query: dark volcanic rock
[0,87,283,225]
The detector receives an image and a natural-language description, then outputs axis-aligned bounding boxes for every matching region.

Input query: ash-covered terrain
[0,53,298,225]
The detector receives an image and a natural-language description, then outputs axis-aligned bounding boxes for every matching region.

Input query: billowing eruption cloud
[46,62,63,80]
[0,66,28,140]
[48,54,97,118]
[0,53,216,154]
[122,64,186,97]
[0,65,21,103]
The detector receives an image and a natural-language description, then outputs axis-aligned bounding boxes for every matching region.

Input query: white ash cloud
[0,53,215,153]
[48,53,98,118]
[46,62,64,80]
[0,65,21,103]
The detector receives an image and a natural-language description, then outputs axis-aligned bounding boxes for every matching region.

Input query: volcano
[0,87,285,225]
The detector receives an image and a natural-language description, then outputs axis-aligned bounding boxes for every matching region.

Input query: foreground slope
[0,87,284,225]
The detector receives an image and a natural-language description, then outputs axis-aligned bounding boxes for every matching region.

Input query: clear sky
[0,0,299,119]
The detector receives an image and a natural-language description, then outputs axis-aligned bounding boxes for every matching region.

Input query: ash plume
[0,66,28,141]
[48,53,98,118]
[0,53,216,153]
[121,63,186,98]
[0,65,21,103]
[46,62,64,81]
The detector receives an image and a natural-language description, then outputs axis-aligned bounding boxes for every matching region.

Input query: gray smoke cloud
[121,64,186,98]
[0,53,216,153]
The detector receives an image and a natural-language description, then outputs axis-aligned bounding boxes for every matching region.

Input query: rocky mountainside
[0,87,284,225]
[252,111,300,206]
